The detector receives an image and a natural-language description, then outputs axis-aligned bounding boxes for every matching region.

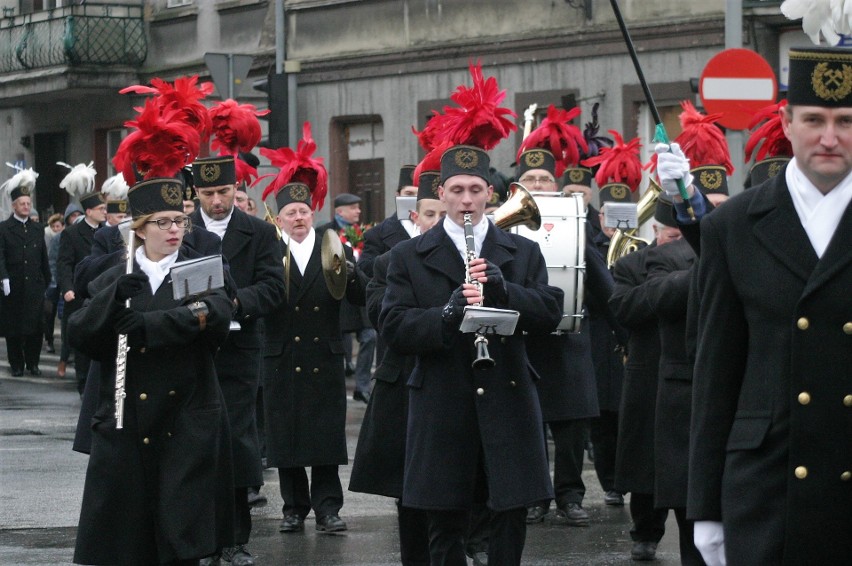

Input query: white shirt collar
[199,208,234,239]
[13,214,28,224]
[84,217,100,230]
[442,215,489,260]
[135,246,179,294]
[285,228,316,275]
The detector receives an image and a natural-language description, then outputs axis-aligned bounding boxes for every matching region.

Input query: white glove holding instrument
[694,520,726,566]
[655,142,694,198]
[2,278,9,296]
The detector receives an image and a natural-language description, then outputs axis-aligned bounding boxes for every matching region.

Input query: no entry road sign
[699,48,778,130]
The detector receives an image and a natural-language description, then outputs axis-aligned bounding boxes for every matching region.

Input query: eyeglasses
[519,176,556,185]
[146,216,190,230]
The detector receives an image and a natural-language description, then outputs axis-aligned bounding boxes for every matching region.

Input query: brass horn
[605,179,662,268]
[494,182,542,231]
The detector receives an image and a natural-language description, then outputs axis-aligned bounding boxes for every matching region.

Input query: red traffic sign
[699,48,777,130]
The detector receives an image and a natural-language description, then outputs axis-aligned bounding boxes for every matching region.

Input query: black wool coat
[0,217,50,336]
[643,238,696,509]
[263,230,362,467]
[610,242,660,495]
[69,261,235,566]
[57,219,99,317]
[380,220,563,511]
[190,207,286,487]
[349,250,415,498]
[357,212,410,279]
[688,173,852,565]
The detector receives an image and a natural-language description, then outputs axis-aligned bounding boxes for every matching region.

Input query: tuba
[493,182,541,231]
[605,179,662,268]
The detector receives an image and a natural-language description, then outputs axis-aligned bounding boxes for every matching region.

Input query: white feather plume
[100,173,129,200]
[781,0,847,45]
[57,161,97,198]
[1,162,39,196]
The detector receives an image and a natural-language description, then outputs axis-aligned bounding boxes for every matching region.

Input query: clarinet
[114,227,136,429]
[463,214,495,369]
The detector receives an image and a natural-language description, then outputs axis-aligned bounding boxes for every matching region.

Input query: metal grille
[0,3,146,73]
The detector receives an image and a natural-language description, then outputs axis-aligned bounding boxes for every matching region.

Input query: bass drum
[512,192,585,333]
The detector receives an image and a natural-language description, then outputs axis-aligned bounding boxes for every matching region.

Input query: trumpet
[463,213,495,370]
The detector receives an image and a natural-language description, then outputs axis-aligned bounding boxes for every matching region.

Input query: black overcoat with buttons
[643,238,696,510]
[190,207,285,487]
[69,259,235,566]
[688,172,852,565]
[609,242,660,495]
[57,218,99,318]
[357,212,410,279]
[263,229,362,468]
[0,216,50,336]
[380,220,563,511]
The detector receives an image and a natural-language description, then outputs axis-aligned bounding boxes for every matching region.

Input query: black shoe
[27,367,41,377]
[604,490,625,506]
[278,514,304,533]
[199,553,221,566]
[247,487,267,508]
[352,390,370,404]
[526,505,548,524]
[10,368,23,377]
[631,541,658,561]
[471,551,488,566]
[316,514,347,532]
[552,502,590,527]
[221,545,254,566]
[344,363,355,376]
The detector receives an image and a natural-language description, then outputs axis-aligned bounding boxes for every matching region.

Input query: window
[166,0,193,8]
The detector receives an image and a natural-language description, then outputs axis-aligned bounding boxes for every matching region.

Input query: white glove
[694,520,726,566]
[655,143,694,197]
[2,279,9,296]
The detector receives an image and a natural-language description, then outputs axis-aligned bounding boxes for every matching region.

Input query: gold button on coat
[143,438,150,445]
[313,368,319,374]
[798,392,811,405]
[843,322,852,335]
[294,336,300,343]
[795,466,808,479]
[295,367,301,373]
[313,337,319,343]
[796,317,809,330]
[510,381,517,387]
[844,395,852,407]
[139,393,147,401]
[295,306,300,312]
[476,388,484,395]
[169,390,176,396]
[313,306,320,312]
[139,347,146,353]
[841,471,851,482]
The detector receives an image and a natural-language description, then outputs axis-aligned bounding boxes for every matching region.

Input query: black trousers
[672,507,706,566]
[629,491,668,542]
[6,333,42,372]
[427,507,526,566]
[397,501,430,566]
[538,418,587,508]
[590,410,619,493]
[278,465,343,519]
[233,486,251,546]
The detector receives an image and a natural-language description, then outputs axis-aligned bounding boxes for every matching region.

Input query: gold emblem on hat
[524,151,545,168]
[200,163,221,183]
[161,183,183,206]
[699,170,723,191]
[768,161,783,178]
[118,201,127,213]
[454,149,479,170]
[20,187,30,196]
[811,62,852,102]
[568,169,585,184]
[431,177,440,198]
[609,185,627,200]
[289,185,309,202]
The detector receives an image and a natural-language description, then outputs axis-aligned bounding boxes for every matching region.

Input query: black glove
[481,260,508,304]
[346,260,357,282]
[115,272,149,302]
[113,308,145,336]
[441,286,468,329]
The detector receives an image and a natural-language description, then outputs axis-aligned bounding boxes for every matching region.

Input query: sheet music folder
[170,255,225,301]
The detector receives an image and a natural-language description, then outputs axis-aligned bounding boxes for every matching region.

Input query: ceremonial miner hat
[788,46,852,107]
[744,100,792,188]
[516,105,587,180]
[670,101,733,196]
[1,163,38,202]
[398,165,416,192]
[653,192,678,228]
[128,177,185,217]
[192,155,237,188]
[582,131,645,204]
[208,98,267,189]
[564,102,613,188]
[487,168,509,208]
[257,121,328,212]
[413,144,443,202]
[101,173,129,214]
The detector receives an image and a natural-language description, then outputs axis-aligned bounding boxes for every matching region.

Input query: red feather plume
[112,98,201,184]
[412,110,452,152]
[209,99,269,186]
[256,122,328,211]
[582,130,648,192]
[518,105,588,178]
[745,100,792,162]
[669,101,734,175]
[413,140,453,186]
[120,76,214,142]
[439,62,517,150]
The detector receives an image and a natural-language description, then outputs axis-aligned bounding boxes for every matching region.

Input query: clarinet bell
[472,335,495,370]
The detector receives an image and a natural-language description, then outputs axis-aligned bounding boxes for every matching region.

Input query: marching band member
[380,63,563,565]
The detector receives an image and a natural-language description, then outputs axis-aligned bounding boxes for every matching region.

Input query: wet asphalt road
[0,344,682,565]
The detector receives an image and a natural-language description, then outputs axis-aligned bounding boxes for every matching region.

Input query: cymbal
[321,229,347,300]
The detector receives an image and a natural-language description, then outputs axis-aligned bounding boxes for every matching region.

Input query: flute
[114,221,136,429]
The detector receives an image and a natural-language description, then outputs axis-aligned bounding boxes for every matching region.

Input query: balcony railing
[0,3,146,74]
